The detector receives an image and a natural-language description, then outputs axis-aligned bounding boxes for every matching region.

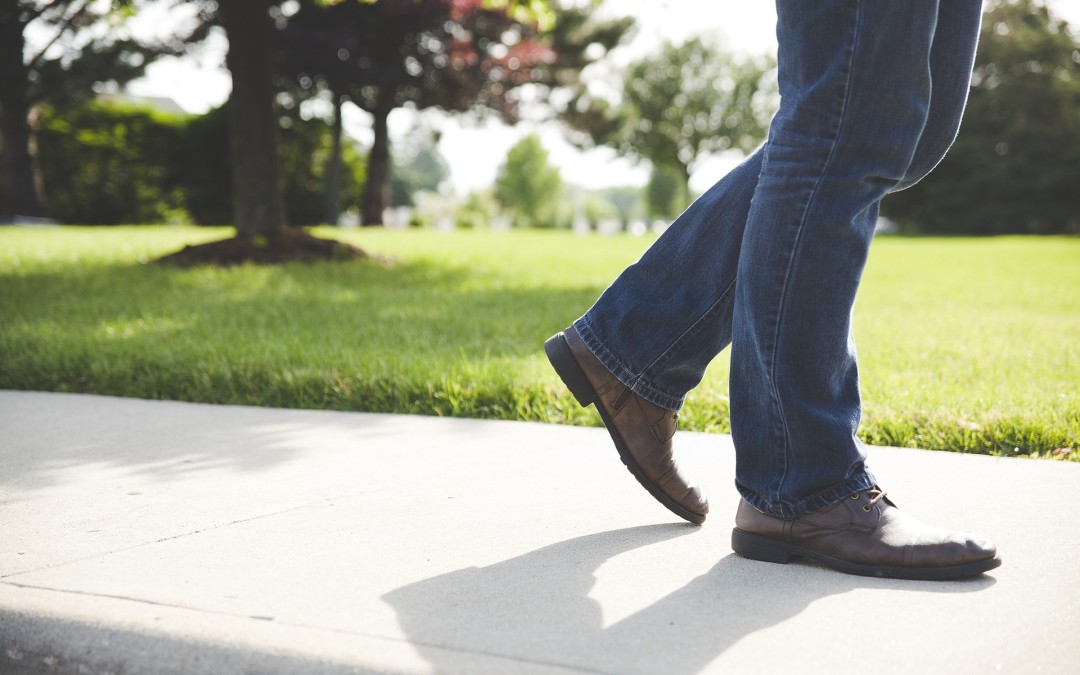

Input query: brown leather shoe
[731,488,1000,579]
[544,327,708,524]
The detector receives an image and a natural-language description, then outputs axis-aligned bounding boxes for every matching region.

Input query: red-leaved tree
[278,0,555,225]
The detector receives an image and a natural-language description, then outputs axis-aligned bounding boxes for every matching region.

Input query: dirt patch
[156,229,390,267]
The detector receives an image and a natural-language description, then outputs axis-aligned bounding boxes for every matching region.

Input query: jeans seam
[763,1,863,504]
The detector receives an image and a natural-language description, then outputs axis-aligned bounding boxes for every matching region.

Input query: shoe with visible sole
[731,488,1000,580]
[545,327,708,524]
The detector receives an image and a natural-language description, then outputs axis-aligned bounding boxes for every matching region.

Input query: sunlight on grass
[0,226,1076,459]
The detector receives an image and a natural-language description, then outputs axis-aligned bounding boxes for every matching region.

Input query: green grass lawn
[1,226,1076,459]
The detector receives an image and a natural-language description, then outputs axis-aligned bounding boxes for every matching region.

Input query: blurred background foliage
[34,100,368,226]
[880,0,1080,234]
[2,0,1078,234]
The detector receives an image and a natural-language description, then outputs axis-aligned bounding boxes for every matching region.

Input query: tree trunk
[323,92,343,225]
[677,161,691,211]
[0,99,42,219]
[360,103,392,226]
[220,0,286,238]
[0,8,43,218]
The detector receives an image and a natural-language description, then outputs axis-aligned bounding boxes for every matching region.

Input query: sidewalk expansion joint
[0,498,334,580]
[0,582,612,675]
[374,636,618,675]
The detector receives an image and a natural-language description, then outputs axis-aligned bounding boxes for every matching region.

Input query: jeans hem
[736,471,877,518]
[572,317,685,411]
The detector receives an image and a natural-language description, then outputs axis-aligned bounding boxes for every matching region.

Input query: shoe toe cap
[685,485,709,517]
[964,533,997,561]
[907,531,998,567]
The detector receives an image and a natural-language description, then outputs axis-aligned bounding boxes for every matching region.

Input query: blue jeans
[573,0,983,517]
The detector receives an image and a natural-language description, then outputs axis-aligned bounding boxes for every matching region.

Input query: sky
[119,1,1080,195]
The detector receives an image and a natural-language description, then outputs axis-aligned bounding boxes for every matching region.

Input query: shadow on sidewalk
[383,524,995,674]
[0,392,431,496]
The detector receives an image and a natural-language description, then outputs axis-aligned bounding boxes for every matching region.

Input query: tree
[0,0,203,218]
[455,188,500,229]
[596,185,644,227]
[32,95,366,226]
[391,127,451,207]
[219,0,286,239]
[277,106,368,226]
[881,0,1080,234]
[495,133,562,228]
[582,192,618,228]
[162,0,370,264]
[564,36,774,198]
[534,4,634,107]
[168,0,560,262]
[277,0,556,226]
[277,1,632,226]
[645,164,686,221]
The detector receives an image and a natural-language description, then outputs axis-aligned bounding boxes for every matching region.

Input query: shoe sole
[544,331,706,525]
[731,528,1002,580]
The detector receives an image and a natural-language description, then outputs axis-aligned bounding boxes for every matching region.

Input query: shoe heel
[544,332,596,408]
[731,528,791,564]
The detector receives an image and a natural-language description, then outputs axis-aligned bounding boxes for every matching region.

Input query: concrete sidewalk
[0,391,1077,674]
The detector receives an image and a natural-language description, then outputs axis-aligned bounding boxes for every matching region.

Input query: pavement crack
[351,635,618,675]
[0,582,610,674]
[1,499,332,580]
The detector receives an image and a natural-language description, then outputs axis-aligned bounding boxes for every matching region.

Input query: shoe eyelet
[862,505,872,512]
[850,494,860,500]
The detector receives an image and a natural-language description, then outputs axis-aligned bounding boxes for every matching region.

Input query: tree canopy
[495,133,562,228]
[276,0,631,226]
[278,0,556,225]
[564,35,774,201]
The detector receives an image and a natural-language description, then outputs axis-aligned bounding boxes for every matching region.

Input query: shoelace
[863,488,888,512]
[851,488,887,511]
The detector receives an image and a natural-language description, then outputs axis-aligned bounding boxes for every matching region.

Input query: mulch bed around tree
[156,228,390,267]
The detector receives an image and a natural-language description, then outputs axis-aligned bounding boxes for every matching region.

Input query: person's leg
[571,150,762,411]
[547,1,995,560]
[728,0,997,579]
[568,0,982,413]
[898,0,984,192]
[544,152,760,523]
[730,0,982,518]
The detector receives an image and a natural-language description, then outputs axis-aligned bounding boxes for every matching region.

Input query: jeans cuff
[572,316,686,411]
[736,470,878,518]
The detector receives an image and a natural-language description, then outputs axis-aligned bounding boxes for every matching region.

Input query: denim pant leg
[898,0,984,192]
[574,1,981,517]
[731,0,972,517]
[574,150,762,411]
